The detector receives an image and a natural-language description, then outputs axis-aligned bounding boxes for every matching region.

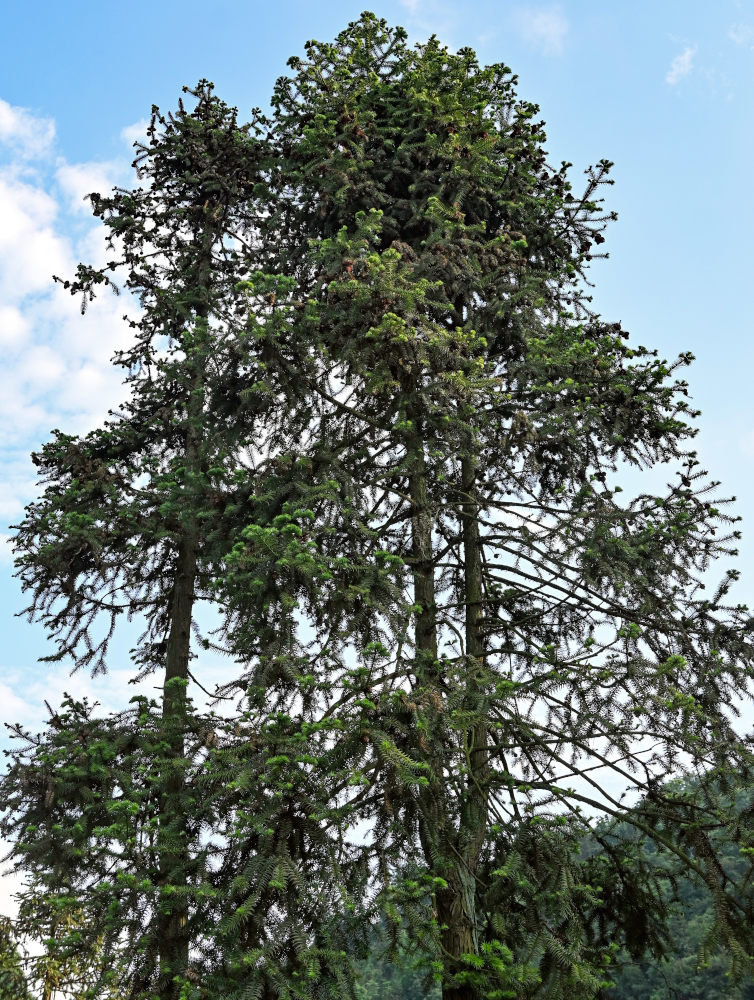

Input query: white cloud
[0,99,54,160]
[0,305,28,348]
[0,679,37,723]
[0,101,135,520]
[0,666,146,736]
[0,850,25,919]
[0,454,38,518]
[56,159,123,215]
[666,45,696,85]
[729,22,754,48]
[121,117,149,151]
[0,170,71,299]
[513,4,568,56]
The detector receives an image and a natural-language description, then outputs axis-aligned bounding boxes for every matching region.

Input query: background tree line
[354,775,754,1000]
[2,12,754,1000]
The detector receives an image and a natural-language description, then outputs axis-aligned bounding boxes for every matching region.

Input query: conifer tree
[3,16,754,1000]
[217,14,754,999]
[1,82,363,1000]
[2,81,267,999]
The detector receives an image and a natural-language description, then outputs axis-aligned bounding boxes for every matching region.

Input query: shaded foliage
[356,779,754,999]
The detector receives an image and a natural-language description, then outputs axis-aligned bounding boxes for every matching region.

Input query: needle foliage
[1,82,365,1000]
[2,14,754,1000]
[230,13,754,999]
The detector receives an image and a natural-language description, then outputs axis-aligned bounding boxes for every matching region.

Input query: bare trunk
[437,456,490,1000]
[436,864,479,1000]
[459,455,489,877]
[430,458,490,1000]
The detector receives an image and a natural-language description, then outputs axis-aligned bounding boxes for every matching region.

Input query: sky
[1,0,754,911]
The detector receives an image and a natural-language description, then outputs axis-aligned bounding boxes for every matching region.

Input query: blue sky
[1,0,753,857]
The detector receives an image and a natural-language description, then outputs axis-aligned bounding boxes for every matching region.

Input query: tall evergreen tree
[0,82,363,1000]
[3,16,754,1000]
[218,14,754,999]
[2,81,268,999]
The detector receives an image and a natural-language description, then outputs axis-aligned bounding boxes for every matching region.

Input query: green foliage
[2,13,754,1000]
[0,918,31,1000]
[602,778,754,1000]
[257,12,754,997]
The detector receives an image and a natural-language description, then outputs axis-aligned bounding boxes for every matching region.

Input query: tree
[0,918,32,1000]
[2,81,266,999]
[7,898,127,1000]
[219,13,754,999]
[3,15,754,1000]
[1,82,363,1000]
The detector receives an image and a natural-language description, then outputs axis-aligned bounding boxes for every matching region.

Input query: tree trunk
[459,454,489,882]
[157,254,210,998]
[425,457,490,1000]
[407,430,484,1000]
[435,864,480,1000]
[157,520,198,997]
[439,455,490,1000]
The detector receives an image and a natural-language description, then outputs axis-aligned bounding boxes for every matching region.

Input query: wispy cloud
[56,159,124,215]
[729,22,754,48]
[0,99,55,159]
[121,118,149,150]
[396,0,459,51]
[666,45,697,85]
[513,4,568,56]
[387,1,460,56]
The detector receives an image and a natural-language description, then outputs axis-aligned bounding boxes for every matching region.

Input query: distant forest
[356,778,754,1000]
